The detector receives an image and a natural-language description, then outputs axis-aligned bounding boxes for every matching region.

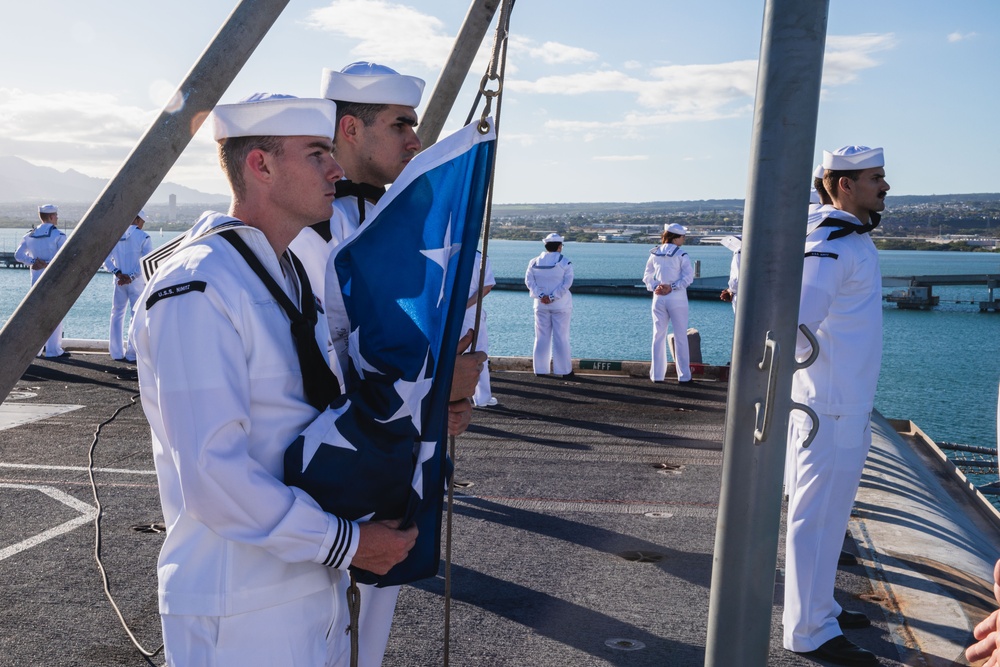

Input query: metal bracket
[753,332,778,444]
[791,324,820,447]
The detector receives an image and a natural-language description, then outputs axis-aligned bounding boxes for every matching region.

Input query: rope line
[87,391,164,665]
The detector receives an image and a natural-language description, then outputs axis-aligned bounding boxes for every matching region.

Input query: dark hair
[823,169,860,203]
[38,212,57,224]
[333,100,386,129]
[662,231,683,244]
[544,241,562,252]
[218,135,285,201]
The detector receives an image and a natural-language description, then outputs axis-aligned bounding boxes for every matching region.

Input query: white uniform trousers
[649,292,690,382]
[108,279,144,361]
[351,583,401,667]
[29,268,64,357]
[160,584,349,667]
[532,308,572,375]
[472,313,492,405]
[782,410,872,652]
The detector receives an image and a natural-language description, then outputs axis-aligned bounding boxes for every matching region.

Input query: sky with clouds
[0,0,997,204]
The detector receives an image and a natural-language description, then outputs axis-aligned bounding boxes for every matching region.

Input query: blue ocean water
[1,230,998,453]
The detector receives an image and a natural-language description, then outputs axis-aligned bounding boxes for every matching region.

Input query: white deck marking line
[0,403,85,431]
[0,462,156,475]
[0,483,98,562]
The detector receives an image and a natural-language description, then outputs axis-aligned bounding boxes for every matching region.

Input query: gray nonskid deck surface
[0,357,937,666]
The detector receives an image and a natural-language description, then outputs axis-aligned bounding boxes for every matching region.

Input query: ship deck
[1,352,998,666]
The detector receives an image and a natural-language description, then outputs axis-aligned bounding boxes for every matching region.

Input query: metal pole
[417,0,501,147]
[0,0,290,404]
[705,1,829,665]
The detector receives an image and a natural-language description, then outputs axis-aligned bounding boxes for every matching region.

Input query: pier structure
[883,273,1000,311]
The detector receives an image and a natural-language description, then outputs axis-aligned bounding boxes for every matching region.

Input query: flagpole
[704,0,829,664]
[0,0,291,404]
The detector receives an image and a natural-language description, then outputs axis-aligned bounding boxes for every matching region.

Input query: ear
[338,115,360,144]
[244,147,275,185]
[837,175,854,197]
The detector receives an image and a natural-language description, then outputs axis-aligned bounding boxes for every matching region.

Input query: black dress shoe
[798,635,879,666]
[837,609,871,629]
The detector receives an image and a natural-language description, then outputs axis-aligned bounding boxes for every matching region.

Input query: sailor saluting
[15,203,67,357]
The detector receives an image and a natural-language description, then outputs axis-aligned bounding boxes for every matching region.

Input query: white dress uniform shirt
[783,204,883,653]
[15,222,67,356]
[131,212,357,619]
[525,250,574,375]
[643,244,695,382]
[103,224,153,361]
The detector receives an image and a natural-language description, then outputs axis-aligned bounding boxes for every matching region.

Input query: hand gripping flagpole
[444,1,514,665]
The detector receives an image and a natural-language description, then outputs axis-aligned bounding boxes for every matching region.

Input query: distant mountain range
[0,156,228,204]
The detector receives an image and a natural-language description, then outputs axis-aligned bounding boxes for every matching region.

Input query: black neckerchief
[818,211,881,240]
[220,230,341,410]
[334,180,386,225]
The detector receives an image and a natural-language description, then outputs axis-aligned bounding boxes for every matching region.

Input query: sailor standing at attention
[102,209,152,361]
[783,145,889,667]
[643,223,694,383]
[525,232,574,376]
[291,61,483,667]
[130,93,416,667]
[15,204,67,357]
[466,250,497,407]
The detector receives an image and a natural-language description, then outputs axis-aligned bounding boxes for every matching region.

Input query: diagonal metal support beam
[0,0,291,403]
[418,0,501,148]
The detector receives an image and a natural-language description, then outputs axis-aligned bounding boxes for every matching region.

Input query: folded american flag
[285,118,496,586]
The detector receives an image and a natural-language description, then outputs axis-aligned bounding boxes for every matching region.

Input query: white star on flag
[411,440,437,498]
[375,351,433,433]
[419,214,461,306]
[299,400,355,470]
[348,326,382,380]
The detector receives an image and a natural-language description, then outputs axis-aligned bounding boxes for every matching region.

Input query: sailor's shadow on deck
[452,497,714,587]
[20,358,138,392]
[412,562,706,665]
[492,373,727,413]
[465,412,723,451]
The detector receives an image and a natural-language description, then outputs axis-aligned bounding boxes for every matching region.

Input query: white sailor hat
[666,223,688,236]
[211,93,338,142]
[822,145,884,171]
[38,204,58,214]
[320,62,425,107]
[136,209,148,222]
[543,233,564,244]
[813,164,826,179]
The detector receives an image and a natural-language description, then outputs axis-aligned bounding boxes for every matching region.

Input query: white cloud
[514,32,895,139]
[305,0,455,69]
[0,87,219,188]
[947,31,977,43]
[510,36,598,65]
[822,33,897,86]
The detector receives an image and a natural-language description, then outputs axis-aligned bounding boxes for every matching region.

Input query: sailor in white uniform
[643,223,695,383]
[290,60,425,356]
[103,209,152,361]
[15,204,67,357]
[130,94,416,667]
[525,232,574,376]
[719,235,741,312]
[783,145,889,667]
[465,250,497,407]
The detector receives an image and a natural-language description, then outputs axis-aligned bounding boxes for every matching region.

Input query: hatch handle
[753,332,779,444]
